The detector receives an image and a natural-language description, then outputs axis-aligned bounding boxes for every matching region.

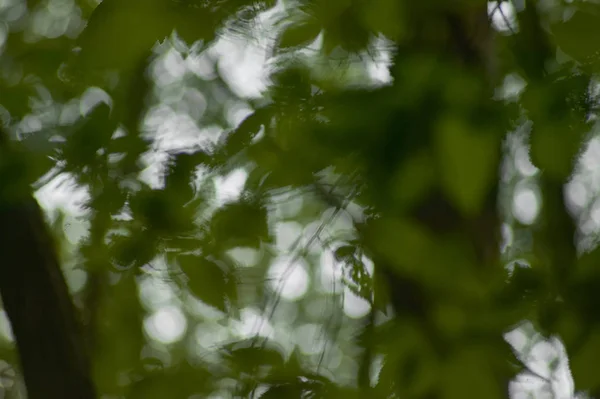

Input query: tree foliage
[2,0,600,398]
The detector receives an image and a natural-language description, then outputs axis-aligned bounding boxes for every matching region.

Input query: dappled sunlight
[512,183,540,225]
[214,168,247,204]
[342,289,370,319]
[194,321,230,350]
[274,221,303,251]
[28,0,82,40]
[144,305,188,344]
[231,307,274,339]
[489,1,517,33]
[319,248,344,294]
[267,256,309,301]
[35,171,90,216]
[293,323,326,355]
[138,276,176,311]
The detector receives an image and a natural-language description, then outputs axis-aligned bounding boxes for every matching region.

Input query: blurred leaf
[441,347,503,399]
[217,105,273,162]
[93,273,145,395]
[260,384,304,398]
[529,125,587,182]
[74,0,172,73]
[179,254,236,312]
[62,103,116,174]
[278,18,322,50]
[129,188,194,235]
[570,329,600,391]
[334,245,355,261]
[361,0,405,41]
[111,231,158,269]
[222,338,285,374]
[171,5,215,45]
[507,263,545,301]
[209,198,270,250]
[551,4,600,67]
[128,363,211,398]
[164,152,200,201]
[435,115,499,215]
[524,70,590,179]
[321,6,371,54]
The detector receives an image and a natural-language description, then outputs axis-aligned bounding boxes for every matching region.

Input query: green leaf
[217,106,272,161]
[441,347,502,399]
[128,363,211,398]
[178,254,236,312]
[93,273,145,395]
[260,384,304,398]
[129,188,195,235]
[62,103,116,173]
[74,0,172,73]
[435,116,499,216]
[164,152,200,201]
[171,5,215,45]
[111,230,158,269]
[278,18,322,50]
[209,198,271,250]
[551,5,600,66]
[334,245,355,261]
[361,0,406,41]
[529,124,583,180]
[570,329,600,391]
[221,338,285,376]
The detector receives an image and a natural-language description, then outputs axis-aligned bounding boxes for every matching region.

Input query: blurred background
[2,0,600,398]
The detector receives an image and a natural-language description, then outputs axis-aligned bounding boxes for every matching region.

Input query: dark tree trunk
[0,130,96,399]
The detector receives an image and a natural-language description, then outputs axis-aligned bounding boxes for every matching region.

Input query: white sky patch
[512,184,539,225]
[194,322,230,349]
[343,288,371,319]
[153,49,187,86]
[178,88,207,121]
[64,267,87,293]
[214,168,248,204]
[80,86,112,116]
[514,145,538,177]
[225,100,253,127]
[274,221,303,252]
[500,73,526,102]
[186,50,217,80]
[211,34,270,98]
[587,199,600,235]
[138,150,169,189]
[144,105,207,151]
[0,311,13,342]
[366,36,392,84]
[566,178,588,211]
[581,136,600,174]
[294,323,325,355]
[273,191,304,219]
[35,171,90,217]
[489,1,517,33]
[319,248,343,294]
[144,305,187,344]
[138,275,176,310]
[231,307,275,339]
[227,247,261,267]
[268,256,309,301]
